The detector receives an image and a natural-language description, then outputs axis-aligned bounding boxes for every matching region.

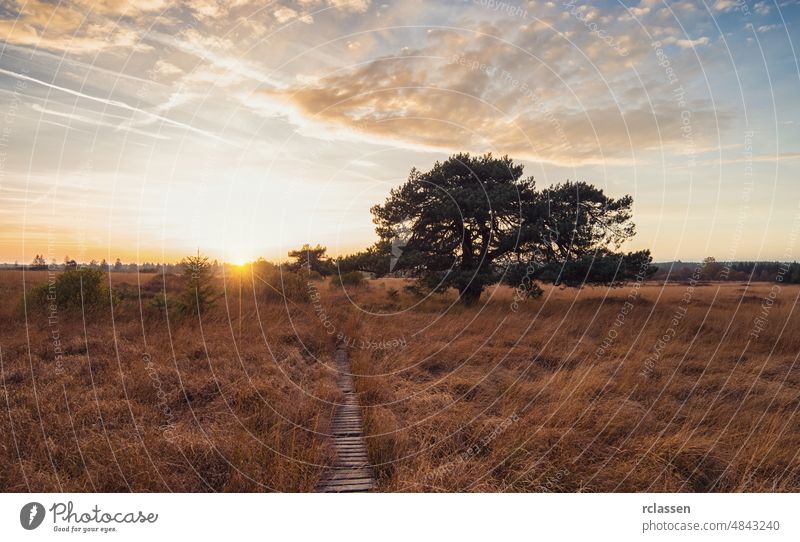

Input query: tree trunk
[459,284,482,305]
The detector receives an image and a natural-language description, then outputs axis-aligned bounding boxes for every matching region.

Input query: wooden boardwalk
[315,344,375,493]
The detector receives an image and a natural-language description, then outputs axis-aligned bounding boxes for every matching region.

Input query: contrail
[0,43,160,86]
[30,103,172,141]
[0,67,237,146]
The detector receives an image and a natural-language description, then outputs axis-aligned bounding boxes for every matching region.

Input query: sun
[226,246,253,267]
[225,248,251,267]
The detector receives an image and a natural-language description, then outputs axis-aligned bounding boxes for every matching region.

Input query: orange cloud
[0,0,167,52]
[264,26,728,166]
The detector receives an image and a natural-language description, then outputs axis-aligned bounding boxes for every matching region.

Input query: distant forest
[10,255,221,275]
[652,258,800,284]
[7,254,800,285]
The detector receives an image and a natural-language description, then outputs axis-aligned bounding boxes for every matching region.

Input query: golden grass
[1,270,340,491]
[346,278,800,492]
[2,270,799,492]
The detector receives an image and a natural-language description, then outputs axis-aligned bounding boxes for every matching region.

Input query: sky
[0,0,799,264]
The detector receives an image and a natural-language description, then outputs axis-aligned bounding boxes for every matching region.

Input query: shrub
[114,282,138,301]
[254,268,309,304]
[147,295,168,313]
[25,267,113,313]
[330,271,367,290]
[403,283,427,298]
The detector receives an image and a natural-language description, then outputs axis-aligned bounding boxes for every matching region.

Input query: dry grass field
[351,279,800,492]
[2,269,799,492]
[0,270,340,491]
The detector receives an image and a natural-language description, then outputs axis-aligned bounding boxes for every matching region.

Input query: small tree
[180,252,216,314]
[700,256,722,281]
[30,254,46,270]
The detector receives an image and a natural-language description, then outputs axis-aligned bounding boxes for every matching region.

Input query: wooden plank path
[315,343,375,493]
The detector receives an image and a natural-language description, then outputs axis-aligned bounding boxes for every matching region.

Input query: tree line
[24,255,217,274]
[652,257,800,284]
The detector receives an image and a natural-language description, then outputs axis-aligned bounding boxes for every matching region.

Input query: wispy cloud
[30,103,172,140]
[0,67,235,145]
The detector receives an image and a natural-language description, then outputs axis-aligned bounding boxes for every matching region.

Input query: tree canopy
[288,244,335,276]
[342,153,654,304]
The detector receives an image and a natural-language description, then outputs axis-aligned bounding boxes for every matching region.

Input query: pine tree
[180,251,216,314]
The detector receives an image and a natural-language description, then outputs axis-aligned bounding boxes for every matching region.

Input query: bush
[147,295,168,313]
[25,267,114,313]
[254,268,310,304]
[403,283,427,298]
[330,271,367,290]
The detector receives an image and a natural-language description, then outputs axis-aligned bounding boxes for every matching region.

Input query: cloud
[673,36,711,48]
[152,59,183,78]
[274,6,299,23]
[757,24,782,33]
[0,1,748,167]
[753,1,772,15]
[327,0,372,12]
[188,0,227,21]
[0,0,163,53]
[272,5,314,24]
[701,152,800,166]
[712,0,739,11]
[262,22,728,166]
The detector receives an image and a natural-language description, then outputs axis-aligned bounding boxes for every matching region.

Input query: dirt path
[315,343,375,492]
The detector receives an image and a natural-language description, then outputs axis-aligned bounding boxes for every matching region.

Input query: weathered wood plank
[315,343,376,493]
